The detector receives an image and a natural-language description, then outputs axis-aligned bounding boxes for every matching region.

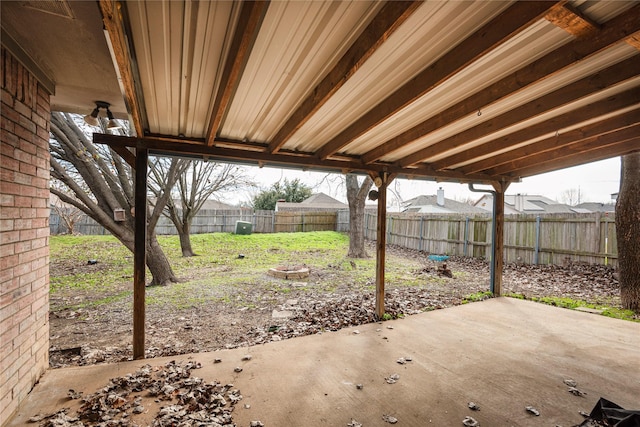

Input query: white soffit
[343,19,570,156]
[126,1,235,138]
[378,43,640,163]
[417,77,640,164]
[283,1,511,153]
[220,1,382,142]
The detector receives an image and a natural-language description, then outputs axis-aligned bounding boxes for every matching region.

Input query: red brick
[0,230,19,244]
[18,115,36,135]
[0,218,14,232]
[19,228,36,241]
[13,99,31,118]
[0,242,15,258]
[0,253,18,270]
[19,161,36,177]
[0,194,14,206]
[19,207,36,219]
[0,206,19,219]
[1,101,20,122]
[12,171,32,186]
[14,196,32,208]
[0,168,15,183]
[14,240,32,254]
[0,155,19,172]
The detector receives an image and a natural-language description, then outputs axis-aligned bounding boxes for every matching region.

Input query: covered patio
[1,0,639,424]
[8,298,640,426]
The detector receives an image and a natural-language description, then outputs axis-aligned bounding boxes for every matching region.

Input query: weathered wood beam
[133,147,148,359]
[461,109,640,174]
[99,0,146,137]
[490,125,640,176]
[315,1,561,161]
[207,1,269,147]
[93,133,507,184]
[491,181,509,296]
[375,173,395,319]
[401,56,640,168]
[544,2,600,38]
[267,1,421,154]
[627,33,640,51]
[361,5,640,165]
[110,145,136,169]
[506,138,640,179]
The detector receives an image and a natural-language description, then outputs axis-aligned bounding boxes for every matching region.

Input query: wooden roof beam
[361,4,640,165]
[485,124,640,176]
[460,108,640,174]
[266,1,422,154]
[100,0,147,137]
[207,1,270,147]
[315,1,562,160]
[399,56,640,168]
[544,2,600,38]
[504,137,640,179]
[93,133,505,184]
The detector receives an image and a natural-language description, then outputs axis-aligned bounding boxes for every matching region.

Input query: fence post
[534,215,541,265]
[418,216,424,252]
[464,217,469,257]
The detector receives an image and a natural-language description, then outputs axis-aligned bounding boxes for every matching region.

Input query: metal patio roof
[2,0,639,184]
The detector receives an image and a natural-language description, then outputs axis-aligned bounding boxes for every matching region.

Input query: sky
[226,157,622,208]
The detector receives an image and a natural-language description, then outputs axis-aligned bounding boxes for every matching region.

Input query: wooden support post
[133,147,148,359]
[375,179,387,319]
[492,182,508,296]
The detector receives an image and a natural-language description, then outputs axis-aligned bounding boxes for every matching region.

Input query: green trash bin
[234,220,252,235]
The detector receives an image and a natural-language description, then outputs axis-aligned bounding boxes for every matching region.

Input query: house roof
[2,1,639,185]
[276,193,348,211]
[475,193,582,214]
[574,202,616,212]
[403,195,486,215]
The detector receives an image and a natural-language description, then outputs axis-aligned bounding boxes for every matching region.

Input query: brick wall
[1,46,51,426]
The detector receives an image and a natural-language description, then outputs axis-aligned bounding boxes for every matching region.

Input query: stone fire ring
[267,265,310,280]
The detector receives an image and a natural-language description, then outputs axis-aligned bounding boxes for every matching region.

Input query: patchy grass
[462,291,494,304]
[506,293,638,322]
[50,232,424,311]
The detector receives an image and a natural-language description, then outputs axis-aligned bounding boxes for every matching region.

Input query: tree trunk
[178,221,196,257]
[146,233,179,286]
[346,175,373,258]
[616,152,640,311]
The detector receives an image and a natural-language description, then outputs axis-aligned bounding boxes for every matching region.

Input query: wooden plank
[375,177,389,319]
[544,3,600,38]
[361,5,640,165]
[401,56,640,168]
[461,109,640,174]
[487,124,640,176]
[133,147,148,360]
[267,1,421,154]
[207,1,269,146]
[316,1,561,160]
[99,0,146,137]
[507,137,640,178]
[492,182,508,296]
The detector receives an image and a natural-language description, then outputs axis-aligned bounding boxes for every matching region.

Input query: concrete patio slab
[7,298,640,426]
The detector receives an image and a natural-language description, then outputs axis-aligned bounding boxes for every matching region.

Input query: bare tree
[346,174,373,258]
[50,191,84,235]
[558,187,583,205]
[49,112,182,286]
[616,152,640,310]
[149,159,254,256]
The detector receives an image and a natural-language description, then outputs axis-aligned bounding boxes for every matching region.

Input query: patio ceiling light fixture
[84,101,121,129]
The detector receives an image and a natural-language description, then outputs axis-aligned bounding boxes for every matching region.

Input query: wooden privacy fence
[359,211,618,267]
[51,208,617,267]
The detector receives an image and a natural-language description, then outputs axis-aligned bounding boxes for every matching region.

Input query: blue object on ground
[428,254,449,262]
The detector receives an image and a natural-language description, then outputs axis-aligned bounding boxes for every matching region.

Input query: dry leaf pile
[30,360,241,427]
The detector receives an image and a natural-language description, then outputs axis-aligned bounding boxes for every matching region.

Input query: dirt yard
[48,239,627,369]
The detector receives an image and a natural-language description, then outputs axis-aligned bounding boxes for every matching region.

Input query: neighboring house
[475,194,577,214]
[573,202,615,213]
[402,188,486,215]
[276,192,348,212]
